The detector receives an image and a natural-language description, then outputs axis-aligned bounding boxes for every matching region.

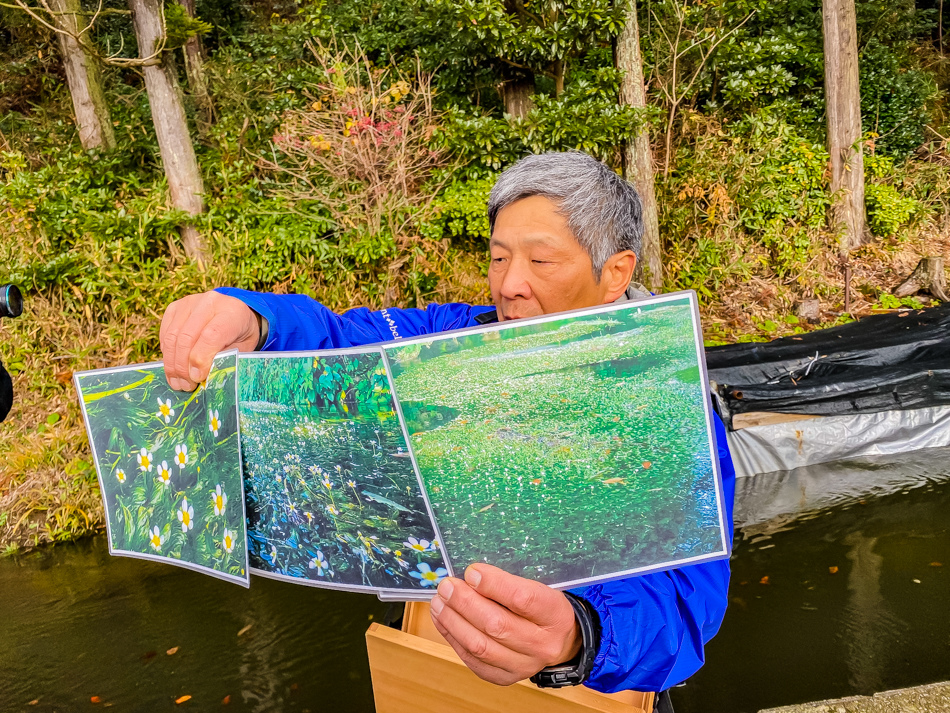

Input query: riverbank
[760,681,950,712]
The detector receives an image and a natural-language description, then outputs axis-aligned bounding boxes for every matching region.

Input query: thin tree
[174,0,213,127]
[616,0,662,292]
[9,0,116,150]
[822,0,867,251]
[129,0,208,266]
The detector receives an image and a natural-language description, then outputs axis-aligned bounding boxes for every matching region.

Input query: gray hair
[487,151,643,277]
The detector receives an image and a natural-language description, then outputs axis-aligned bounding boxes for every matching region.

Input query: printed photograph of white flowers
[238,350,447,592]
[386,295,729,588]
[75,353,248,586]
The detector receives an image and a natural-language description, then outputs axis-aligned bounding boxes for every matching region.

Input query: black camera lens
[0,285,23,319]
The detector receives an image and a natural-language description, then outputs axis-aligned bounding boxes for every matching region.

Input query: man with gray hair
[160,151,735,706]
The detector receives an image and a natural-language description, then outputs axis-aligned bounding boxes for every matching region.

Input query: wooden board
[364,602,653,713]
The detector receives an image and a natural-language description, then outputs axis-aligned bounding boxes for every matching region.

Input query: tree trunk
[500,72,535,119]
[177,0,213,128]
[822,0,867,253]
[48,0,116,151]
[617,0,662,292]
[893,256,948,301]
[129,0,208,267]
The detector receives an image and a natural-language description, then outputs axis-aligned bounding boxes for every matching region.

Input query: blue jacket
[217,287,736,694]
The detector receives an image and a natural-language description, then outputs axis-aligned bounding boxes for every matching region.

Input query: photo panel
[75,352,249,586]
[385,294,729,588]
[238,349,448,593]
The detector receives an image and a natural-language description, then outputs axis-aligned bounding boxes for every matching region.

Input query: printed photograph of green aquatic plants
[75,353,249,586]
[386,296,727,588]
[238,350,447,592]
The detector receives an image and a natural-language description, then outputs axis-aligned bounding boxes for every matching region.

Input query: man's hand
[429,563,582,686]
[160,291,261,391]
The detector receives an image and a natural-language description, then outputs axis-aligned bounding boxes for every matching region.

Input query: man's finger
[464,563,570,628]
[435,577,550,658]
[160,300,185,389]
[187,312,241,386]
[170,297,219,390]
[430,606,526,686]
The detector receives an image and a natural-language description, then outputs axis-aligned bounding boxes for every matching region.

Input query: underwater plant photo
[238,349,447,593]
[75,353,249,586]
[386,295,729,588]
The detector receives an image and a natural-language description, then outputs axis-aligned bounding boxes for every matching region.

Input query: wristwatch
[530,592,601,688]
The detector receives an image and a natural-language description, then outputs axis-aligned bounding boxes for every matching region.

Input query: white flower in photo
[404,537,431,553]
[115,468,126,484]
[211,484,228,516]
[137,448,154,472]
[174,444,189,469]
[222,528,236,553]
[322,475,332,489]
[326,504,339,517]
[410,563,448,587]
[209,410,221,438]
[347,479,356,488]
[304,511,313,522]
[269,544,278,563]
[157,397,175,424]
[396,558,410,569]
[149,526,164,551]
[309,551,331,576]
[157,461,172,485]
[177,497,195,533]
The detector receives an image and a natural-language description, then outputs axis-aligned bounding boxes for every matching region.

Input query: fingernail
[171,378,182,392]
[430,596,444,616]
[438,578,454,601]
[189,367,201,382]
[465,567,481,588]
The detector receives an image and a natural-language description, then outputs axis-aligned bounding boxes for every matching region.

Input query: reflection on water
[0,537,388,712]
[673,463,950,713]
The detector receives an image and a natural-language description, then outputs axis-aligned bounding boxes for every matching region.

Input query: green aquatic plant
[238,352,446,591]
[387,300,724,586]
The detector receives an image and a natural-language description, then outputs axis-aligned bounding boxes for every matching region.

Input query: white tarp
[726,404,950,479]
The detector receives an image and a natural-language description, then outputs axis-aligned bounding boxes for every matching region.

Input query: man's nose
[499,258,533,300]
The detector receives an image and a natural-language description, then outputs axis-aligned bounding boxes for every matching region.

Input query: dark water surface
[673,477,950,713]
[1,473,948,712]
[0,540,388,712]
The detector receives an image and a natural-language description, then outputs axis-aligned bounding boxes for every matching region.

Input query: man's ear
[601,251,638,303]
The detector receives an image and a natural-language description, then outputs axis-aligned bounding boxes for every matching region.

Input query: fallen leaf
[166,647,179,656]
[222,695,231,705]
[91,696,102,704]
[602,477,626,485]
[28,700,39,706]
[237,624,252,636]
[478,503,495,512]
[828,566,839,574]
[54,370,73,385]
[175,695,192,704]
[930,562,942,567]
[530,479,542,485]
[759,576,770,585]
[642,461,652,469]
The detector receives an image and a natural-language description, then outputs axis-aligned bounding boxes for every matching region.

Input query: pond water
[1,459,948,712]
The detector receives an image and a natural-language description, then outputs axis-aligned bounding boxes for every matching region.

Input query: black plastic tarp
[705,303,950,428]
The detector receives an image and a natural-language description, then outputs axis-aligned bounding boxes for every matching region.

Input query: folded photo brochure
[75,292,731,598]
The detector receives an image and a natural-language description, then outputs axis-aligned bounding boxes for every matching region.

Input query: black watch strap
[530,592,601,688]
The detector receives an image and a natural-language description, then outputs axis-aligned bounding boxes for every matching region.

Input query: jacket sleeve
[574,415,736,694]
[214,287,493,350]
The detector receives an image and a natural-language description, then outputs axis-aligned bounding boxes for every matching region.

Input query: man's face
[488,195,634,321]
